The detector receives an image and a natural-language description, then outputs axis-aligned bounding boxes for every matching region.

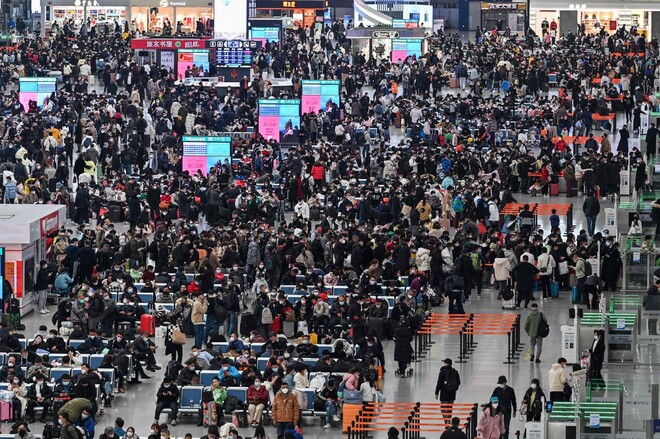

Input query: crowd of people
[0,7,658,439]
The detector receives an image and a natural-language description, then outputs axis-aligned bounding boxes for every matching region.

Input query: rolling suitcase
[140,313,156,336]
[0,401,12,421]
[109,205,121,222]
[368,317,385,340]
[450,76,458,88]
[203,401,217,426]
[240,312,255,337]
[501,295,517,310]
[283,321,295,337]
[572,286,580,304]
[550,183,559,196]
[550,281,560,298]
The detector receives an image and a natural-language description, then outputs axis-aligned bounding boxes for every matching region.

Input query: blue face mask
[81,414,88,420]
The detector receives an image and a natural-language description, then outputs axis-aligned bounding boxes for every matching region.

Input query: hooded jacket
[477,406,506,439]
[548,363,567,392]
[493,257,511,281]
[415,247,431,271]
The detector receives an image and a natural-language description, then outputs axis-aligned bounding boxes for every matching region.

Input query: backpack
[42,424,61,439]
[74,426,88,439]
[501,284,514,301]
[214,301,228,323]
[537,314,550,338]
[261,306,273,325]
[444,368,460,392]
[470,253,480,271]
[165,359,183,378]
[583,260,593,276]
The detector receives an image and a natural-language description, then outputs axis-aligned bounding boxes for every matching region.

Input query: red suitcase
[550,183,559,196]
[140,314,156,336]
[0,401,12,421]
[271,315,282,334]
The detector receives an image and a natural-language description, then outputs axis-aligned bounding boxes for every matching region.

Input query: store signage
[481,2,526,9]
[255,0,326,8]
[607,334,632,343]
[372,30,399,38]
[589,414,600,429]
[616,318,626,329]
[40,211,59,237]
[130,38,207,50]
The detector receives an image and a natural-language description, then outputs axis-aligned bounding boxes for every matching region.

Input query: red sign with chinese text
[130,38,209,50]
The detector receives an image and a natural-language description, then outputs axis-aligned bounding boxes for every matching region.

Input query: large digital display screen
[301,80,340,114]
[182,136,232,175]
[211,40,260,67]
[392,19,419,28]
[214,0,247,40]
[19,78,56,110]
[258,99,300,144]
[177,49,210,80]
[249,27,279,46]
[391,38,423,63]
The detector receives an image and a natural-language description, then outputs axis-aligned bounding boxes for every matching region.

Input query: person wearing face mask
[58,413,79,439]
[154,377,180,426]
[34,260,51,315]
[25,372,53,423]
[271,383,300,439]
[589,330,606,388]
[328,295,349,330]
[47,330,67,353]
[490,376,516,439]
[82,329,106,354]
[521,379,546,423]
[247,378,269,426]
[197,377,227,427]
[175,359,198,387]
[13,421,34,439]
[75,408,96,439]
[217,359,241,386]
[227,333,245,353]
[477,396,506,439]
[98,426,117,439]
[124,427,138,439]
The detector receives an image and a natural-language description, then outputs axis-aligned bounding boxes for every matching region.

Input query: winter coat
[524,310,547,338]
[493,257,511,281]
[393,324,414,364]
[477,407,506,439]
[271,391,300,424]
[415,247,431,272]
[548,363,567,392]
[522,386,547,420]
[568,369,587,402]
[311,165,324,181]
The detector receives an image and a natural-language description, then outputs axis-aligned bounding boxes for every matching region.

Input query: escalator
[353,0,393,27]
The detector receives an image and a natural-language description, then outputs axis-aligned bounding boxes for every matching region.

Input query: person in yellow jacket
[416,199,432,223]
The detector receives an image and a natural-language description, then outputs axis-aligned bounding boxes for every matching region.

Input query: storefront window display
[175,6,211,33]
[51,5,126,26]
[131,6,173,33]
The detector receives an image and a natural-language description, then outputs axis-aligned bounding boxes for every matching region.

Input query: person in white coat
[487,199,500,227]
[536,247,556,299]
[415,245,431,274]
[294,199,310,222]
[493,250,512,298]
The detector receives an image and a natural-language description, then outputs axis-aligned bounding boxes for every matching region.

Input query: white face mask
[281,388,289,394]
[254,382,261,388]
[531,383,537,389]
[500,384,505,389]
[127,433,134,438]
[594,335,599,340]
[492,403,499,409]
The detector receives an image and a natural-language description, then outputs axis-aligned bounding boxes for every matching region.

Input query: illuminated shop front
[130,0,212,34]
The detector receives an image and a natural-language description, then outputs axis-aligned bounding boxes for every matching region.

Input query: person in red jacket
[311,162,325,190]
[247,379,269,426]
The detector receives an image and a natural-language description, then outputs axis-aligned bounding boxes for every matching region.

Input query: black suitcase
[368,317,384,340]
[240,312,255,337]
[109,205,121,222]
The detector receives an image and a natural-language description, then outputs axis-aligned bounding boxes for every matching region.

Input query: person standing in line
[491,376,516,439]
[583,191,600,237]
[524,303,547,363]
[511,255,539,308]
[536,247,556,300]
[589,330,606,388]
[643,279,660,335]
[191,293,208,348]
[548,357,568,402]
[572,253,588,305]
[435,358,461,426]
[34,260,51,314]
